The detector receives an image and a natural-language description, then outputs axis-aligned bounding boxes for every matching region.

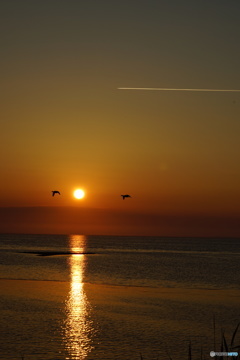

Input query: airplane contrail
[118,87,240,92]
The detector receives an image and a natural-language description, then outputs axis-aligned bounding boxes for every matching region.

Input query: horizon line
[118,87,240,92]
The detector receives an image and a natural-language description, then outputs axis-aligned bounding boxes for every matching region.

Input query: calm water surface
[0,234,240,359]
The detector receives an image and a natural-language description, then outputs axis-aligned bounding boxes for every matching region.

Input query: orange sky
[1,1,240,236]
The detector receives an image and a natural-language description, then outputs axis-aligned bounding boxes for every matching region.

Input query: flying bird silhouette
[52,191,61,196]
[121,194,131,200]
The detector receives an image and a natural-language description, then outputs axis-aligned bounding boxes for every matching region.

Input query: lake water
[0,234,240,359]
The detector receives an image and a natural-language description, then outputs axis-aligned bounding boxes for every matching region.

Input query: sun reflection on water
[63,235,94,359]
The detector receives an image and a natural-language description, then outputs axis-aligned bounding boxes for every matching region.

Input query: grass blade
[223,332,229,352]
[231,323,240,347]
[166,347,173,360]
[213,314,216,350]
[188,340,192,360]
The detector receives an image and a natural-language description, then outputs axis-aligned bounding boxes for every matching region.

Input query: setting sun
[73,189,85,199]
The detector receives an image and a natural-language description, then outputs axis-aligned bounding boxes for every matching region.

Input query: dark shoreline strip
[20,251,96,257]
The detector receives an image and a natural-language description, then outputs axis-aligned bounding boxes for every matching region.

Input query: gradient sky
[1,0,240,236]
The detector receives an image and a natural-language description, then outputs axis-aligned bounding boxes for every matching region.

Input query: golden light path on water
[63,235,94,360]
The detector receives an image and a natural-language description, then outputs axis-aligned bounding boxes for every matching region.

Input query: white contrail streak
[118,87,240,92]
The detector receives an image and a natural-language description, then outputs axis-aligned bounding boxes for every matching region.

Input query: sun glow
[73,189,85,199]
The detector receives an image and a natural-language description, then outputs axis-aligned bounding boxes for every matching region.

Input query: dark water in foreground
[0,234,239,359]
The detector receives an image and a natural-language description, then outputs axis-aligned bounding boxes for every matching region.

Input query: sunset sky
[1,0,240,236]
